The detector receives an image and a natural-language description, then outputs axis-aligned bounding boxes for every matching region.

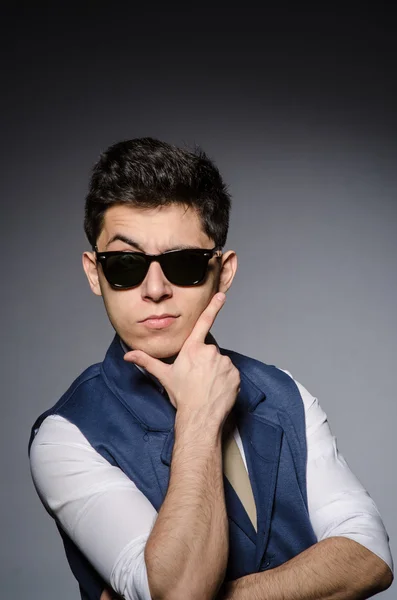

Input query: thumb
[123,349,170,385]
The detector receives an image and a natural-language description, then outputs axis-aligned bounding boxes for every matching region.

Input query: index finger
[187,292,226,344]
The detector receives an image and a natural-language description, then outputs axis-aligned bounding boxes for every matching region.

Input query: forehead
[99,203,211,250]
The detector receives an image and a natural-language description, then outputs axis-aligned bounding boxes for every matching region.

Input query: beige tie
[222,413,257,532]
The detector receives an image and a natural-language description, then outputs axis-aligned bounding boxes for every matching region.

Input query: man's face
[83,203,237,361]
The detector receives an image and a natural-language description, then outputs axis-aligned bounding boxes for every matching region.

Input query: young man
[29,138,393,600]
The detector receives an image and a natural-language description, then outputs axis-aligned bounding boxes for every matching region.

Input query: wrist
[175,410,224,441]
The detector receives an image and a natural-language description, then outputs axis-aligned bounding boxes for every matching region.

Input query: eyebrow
[105,234,202,252]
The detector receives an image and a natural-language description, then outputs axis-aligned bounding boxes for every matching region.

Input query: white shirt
[29,341,393,600]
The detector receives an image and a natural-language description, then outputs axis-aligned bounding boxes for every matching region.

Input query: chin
[147,340,182,360]
[126,333,184,361]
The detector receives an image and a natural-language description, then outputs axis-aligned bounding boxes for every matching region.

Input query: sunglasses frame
[94,245,223,288]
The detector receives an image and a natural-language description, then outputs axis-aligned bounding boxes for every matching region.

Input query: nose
[140,260,173,302]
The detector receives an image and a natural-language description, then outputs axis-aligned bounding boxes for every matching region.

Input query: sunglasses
[95,245,223,288]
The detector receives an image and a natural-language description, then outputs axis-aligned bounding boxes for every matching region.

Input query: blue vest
[28,334,317,600]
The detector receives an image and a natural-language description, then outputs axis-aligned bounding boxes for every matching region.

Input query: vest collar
[118,336,166,395]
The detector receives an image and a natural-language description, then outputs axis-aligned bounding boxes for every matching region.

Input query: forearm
[145,410,229,600]
[219,537,393,600]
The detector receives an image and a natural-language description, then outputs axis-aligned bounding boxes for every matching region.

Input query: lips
[141,315,179,330]
[141,313,177,322]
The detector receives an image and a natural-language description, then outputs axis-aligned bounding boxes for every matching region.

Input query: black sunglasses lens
[103,253,147,287]
[162,251,208,285]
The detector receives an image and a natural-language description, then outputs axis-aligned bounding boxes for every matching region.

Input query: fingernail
[216,293,225,301]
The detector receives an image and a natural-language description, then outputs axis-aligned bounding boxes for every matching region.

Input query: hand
[124,293,240,424]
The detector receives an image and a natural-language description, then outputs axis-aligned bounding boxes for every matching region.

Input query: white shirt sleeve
[29,414,157,600]
[278,369,393,573]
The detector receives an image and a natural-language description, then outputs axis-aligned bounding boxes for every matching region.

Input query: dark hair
[84,137,231,250]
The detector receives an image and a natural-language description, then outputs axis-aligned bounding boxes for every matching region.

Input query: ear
[218,250,238,293]
[82,251,102,296]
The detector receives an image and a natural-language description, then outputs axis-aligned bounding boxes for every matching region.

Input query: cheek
[102,288,140,324]
[178,287,214,324]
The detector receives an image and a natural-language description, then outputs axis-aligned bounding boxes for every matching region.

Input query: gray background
[1,4,396,598]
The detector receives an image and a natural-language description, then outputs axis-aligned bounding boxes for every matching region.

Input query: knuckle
[207,344,218,356]
[232,366,241,382]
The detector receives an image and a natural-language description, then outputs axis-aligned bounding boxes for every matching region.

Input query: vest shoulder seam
[53,363,102,413]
